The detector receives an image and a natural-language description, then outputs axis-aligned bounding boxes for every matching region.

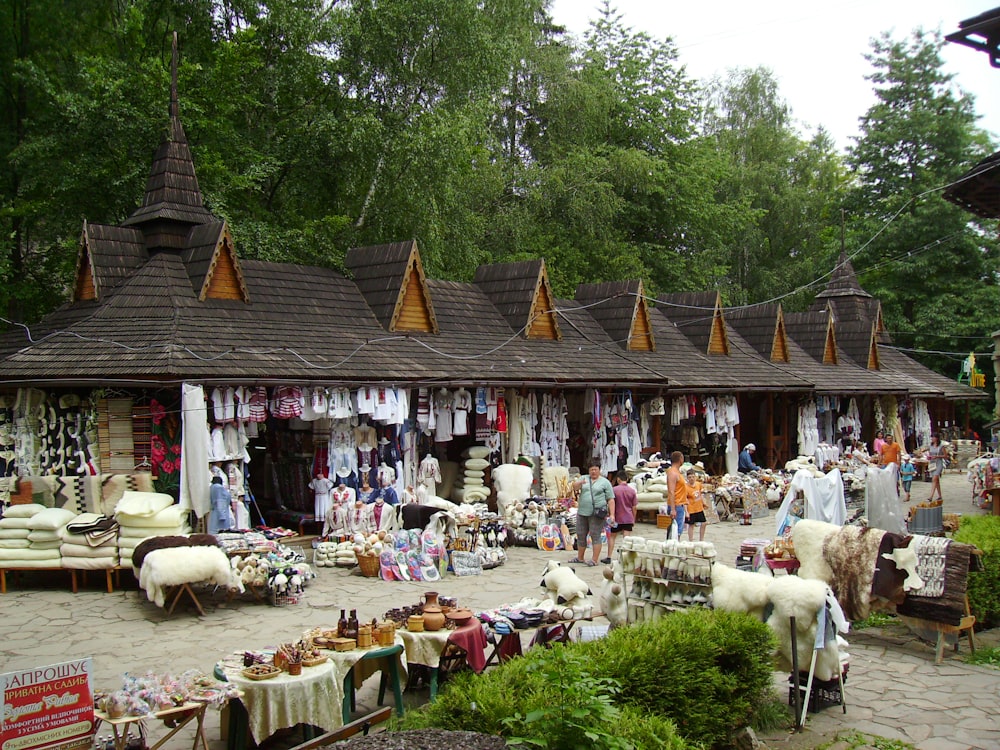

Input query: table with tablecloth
[397,622,488,698]
[217,637,406,744]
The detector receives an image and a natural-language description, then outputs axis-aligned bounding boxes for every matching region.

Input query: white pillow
[0,517,32,530]
[463,477,485,487]
[465,458,490,471]
[26,507,78,530]
[116,505,189,529]
[3,503,45,518]
[115,491,175,517]
[464,446,491,460]
[27,529,62,542]
[464,469,486,478]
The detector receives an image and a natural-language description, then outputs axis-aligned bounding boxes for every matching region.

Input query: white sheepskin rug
[139,546,241,608]
[710,563,774,621]
[767,576,841,681]
[791,519,839,583]
[492,464,533,517]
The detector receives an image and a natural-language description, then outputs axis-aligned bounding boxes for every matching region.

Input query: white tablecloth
[398,629,451,668]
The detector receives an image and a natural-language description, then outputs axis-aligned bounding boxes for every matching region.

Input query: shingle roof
[181,221,225,297]
[784,311,834,363]
[473,259,560,338]
[82,223,148,299]
[655,292,720,353]
[943,150,1000,219]
[344,241,416,329]
[814,251,872,302]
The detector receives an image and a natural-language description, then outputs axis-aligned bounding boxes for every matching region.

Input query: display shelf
[628,574,712,587]
[619,541,714,623]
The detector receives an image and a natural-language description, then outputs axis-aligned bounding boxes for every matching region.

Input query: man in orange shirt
[666,451,687,537]
[879,433,901,469]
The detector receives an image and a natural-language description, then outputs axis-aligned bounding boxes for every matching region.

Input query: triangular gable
[391,245,438,334]
[708,292,730,355]
[203,229,249,301]
[345,240,438,334]
[823,313,839,365]
[867,321,880,370]
[184,222,249,302]
[873,301,885,334]
[770,306,789,363]
[629,283,655,351]
[74,224,97,301]
[526,261,561,340]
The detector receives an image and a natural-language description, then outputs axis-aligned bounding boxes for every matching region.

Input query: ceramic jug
[421,591,446,632]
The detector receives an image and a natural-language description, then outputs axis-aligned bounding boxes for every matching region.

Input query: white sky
[549,0,1000,152]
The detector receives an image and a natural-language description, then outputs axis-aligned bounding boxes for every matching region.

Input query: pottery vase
[421,591,446,632]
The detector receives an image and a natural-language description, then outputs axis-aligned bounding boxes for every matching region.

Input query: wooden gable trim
[707,292,730,355]
[824,313,839,365]
[867,322,881,370]
[73,222,98,301]
[390,243,438,334]
[628,280,655,351]
[770,306,789,363]
[202,224,249,302]
[874,301,885,334]
[526,261,561,340]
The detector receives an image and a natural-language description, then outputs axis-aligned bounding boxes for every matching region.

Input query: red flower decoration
[171,443,182,456]
[150,399,166,426]
[160,459,175,475]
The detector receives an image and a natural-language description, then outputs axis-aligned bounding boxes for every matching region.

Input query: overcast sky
[548,0,1000,153]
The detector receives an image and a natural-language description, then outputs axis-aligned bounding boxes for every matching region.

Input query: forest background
[1,0,997,424]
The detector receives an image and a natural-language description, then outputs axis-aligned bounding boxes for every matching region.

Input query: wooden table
[483,616,597,669]
[987,486,1000,516]
[95,702,209,750]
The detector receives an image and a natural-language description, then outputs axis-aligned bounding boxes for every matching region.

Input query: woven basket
[656,514,672,529]
[358,554,380,578]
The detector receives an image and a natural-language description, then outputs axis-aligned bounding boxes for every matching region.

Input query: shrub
[953,515,1000,629]
[589,608,775,748]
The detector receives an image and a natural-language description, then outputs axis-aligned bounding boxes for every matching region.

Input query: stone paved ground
[3,470,998,749]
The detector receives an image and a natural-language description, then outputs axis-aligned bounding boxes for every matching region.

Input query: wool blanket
[822,525,886,621]
[896,540,973,627]
[870,532,912,605]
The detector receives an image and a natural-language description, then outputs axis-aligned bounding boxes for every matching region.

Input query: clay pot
[421,591,446,632]
[287,661,302,676]
[446,608,474,627]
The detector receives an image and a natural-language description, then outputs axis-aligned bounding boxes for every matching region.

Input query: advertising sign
[1,659,94,750]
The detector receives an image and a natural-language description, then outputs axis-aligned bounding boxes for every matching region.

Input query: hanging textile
[179,383,210,518]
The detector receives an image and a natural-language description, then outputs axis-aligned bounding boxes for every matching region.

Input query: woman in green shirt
[572,461,615,567]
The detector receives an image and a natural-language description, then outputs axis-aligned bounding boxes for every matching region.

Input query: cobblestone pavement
[2,470,997,749]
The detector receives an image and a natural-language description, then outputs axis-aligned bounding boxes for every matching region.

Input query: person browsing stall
[899,455,916,503]
[738,443,760,473]
[572,461,614,567]
[666,451,688,536]
[604,470,637,563]
[685,468,708,541]
[879,433,901,469]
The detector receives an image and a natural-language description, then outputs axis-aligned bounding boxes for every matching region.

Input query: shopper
[899,455,916,502]
[873,430,887,457]
[666,451,688,538]
[685,469,708,541]
[879,433,901,469]
[603,471,637,563]
[926,434,946,501]
[208,475,234,534]
[572,461,614,567]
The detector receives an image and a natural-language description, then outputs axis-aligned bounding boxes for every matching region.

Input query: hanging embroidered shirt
[211,386,236,423]
[372,388,397,422]
[452,388,472,437]
[356,387,376,416]
[417,388,431,433]
[247,386,268,422]
[272,386,303,419]
[434,389,452,442]
[418,455,442,497]
[328,388,354,420]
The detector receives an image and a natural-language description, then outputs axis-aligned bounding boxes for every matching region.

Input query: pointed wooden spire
[770,305,789,363]
[707,292,730,355]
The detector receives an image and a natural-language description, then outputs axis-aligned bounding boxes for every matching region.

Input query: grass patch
[819,731,915,749]
[852,611,897,630]
[749,690,791,732]
[964,646,1000,668]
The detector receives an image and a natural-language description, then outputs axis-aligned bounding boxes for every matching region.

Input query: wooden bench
[0,567,71,593]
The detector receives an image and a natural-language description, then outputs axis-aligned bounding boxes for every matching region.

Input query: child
[899,454,916,502]
[685,469,708,541]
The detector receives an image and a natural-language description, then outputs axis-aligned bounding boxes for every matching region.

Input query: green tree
[846,30,999,411]
[702,66,846,306]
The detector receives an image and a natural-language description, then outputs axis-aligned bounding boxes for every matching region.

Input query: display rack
[618,546,714,623]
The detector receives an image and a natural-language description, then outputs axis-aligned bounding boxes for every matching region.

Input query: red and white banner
[1,659,94,750]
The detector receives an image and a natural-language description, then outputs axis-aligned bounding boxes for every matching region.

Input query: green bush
[954,515,1000,629]
[401,608,774,749]
[588,608,775,748]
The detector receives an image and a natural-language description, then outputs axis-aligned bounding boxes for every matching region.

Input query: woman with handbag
[571,461,614,567]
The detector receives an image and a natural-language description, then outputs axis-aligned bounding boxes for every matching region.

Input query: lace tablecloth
[398,629,451,668]
[221,658,343,741]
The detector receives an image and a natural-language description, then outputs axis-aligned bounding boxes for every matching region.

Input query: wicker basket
[656,514,672,529]
[357,553,380,578]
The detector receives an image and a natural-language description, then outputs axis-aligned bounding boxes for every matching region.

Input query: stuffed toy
[539,560,592,604]
[600,559,627,628]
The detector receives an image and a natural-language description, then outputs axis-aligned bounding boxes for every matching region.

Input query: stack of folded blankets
[0,504,77,569]
[114,492,191,568]
[60,513,119,570]
[451,447,491,504]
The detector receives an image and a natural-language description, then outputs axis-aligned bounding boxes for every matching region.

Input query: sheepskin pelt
[766,576,841,681]
[791,520,839,583]
[710,563,773,621]
[896,540,974,627]
[822,525,887,621]
[139,546,240,609]
[132,535,195,570]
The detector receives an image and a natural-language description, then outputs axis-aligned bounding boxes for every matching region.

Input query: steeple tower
[810,250,875,323]
[122,32,214,251]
